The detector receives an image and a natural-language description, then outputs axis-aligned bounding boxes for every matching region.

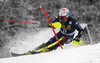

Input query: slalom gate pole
[6,20,39,24]
[86,26,94,45]
[40,6,63,49]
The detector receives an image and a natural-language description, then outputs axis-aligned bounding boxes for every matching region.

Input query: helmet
[59,8,69,17]
[59,8,69,24]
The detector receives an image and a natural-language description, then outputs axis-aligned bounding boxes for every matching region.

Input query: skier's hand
[73,37,80,45]
[48,22,61,29]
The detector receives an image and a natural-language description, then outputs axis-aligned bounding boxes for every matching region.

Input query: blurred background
[0,0,100,58]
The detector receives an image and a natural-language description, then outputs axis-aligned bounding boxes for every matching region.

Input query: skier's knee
[65,38,72,44]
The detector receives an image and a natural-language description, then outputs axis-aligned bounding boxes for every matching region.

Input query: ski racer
[26,8,84,54]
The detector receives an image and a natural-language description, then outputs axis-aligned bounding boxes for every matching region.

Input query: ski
[11,51,43,57]
[11,53,24,57]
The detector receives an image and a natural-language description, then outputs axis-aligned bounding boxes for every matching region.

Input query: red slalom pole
[40,6,63,49]
[6,20,39,24]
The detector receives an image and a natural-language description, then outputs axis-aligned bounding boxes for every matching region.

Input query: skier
[29,8,84,54]
[12,8,84,56]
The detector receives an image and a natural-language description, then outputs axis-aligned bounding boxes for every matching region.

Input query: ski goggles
[59,16,67,22]
[59,16,66,19]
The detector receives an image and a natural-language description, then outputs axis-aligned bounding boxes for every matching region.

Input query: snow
[0,43,100,63]
[0,23,100,63]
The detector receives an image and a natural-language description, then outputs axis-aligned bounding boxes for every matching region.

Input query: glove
[73,37,80,45]
[48,22,61,29]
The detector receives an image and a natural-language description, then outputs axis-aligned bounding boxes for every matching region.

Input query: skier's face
[59,16,67,24]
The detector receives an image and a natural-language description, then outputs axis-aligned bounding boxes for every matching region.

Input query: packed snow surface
[0,43,100,63]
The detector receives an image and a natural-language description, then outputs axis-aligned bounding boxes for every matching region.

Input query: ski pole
[6,20,39,24]
[73,40,94,45]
